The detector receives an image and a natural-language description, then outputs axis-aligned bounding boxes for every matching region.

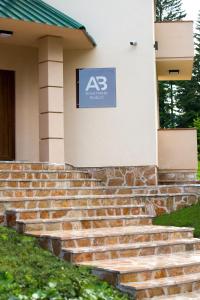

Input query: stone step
[0,162,71,171]
[0,194,150,223]
[5,205,145,225]
[151,290,200,299]
[0,196,146,222]
[0,194,145,209]
[82,251,200,285]
[0,179,101,188]
[0,192,198,225]
[0,187,123,198]
[159,180,200,185]
[120,271,200,299]
[0,186,196,198]
[16,215,153,233]
[27,226,194,251]
[62,238,200,263]
[0,193,197,213]
[0,170,91,180]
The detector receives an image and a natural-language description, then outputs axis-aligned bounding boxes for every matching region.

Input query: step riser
[0,199,145,220]
[0,172,91,180]
[0,198,144,212]
[62,231,193,248]
[0,215,4,224]
[92,270,200,298]
[64,242,200,263]
[6,207,145,224]
[134,280,200,299]
[159,181,199,185]
[0,189,135,197]
[0,188,195,198]
[39,237,63,257]
[0,163,71,171]
[0,180,100,188]
[17,217,152,233]
[119,263,200,283]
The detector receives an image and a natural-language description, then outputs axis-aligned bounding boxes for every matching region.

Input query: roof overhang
[156,58,193,80]
[0,17,96,49]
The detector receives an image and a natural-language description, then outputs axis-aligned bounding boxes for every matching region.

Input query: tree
[159,82,175,128]
[174,13,200,159]
[156,0,186,22]
[193,117,200,161]
[175,13,200,128]
[156,0,186,128]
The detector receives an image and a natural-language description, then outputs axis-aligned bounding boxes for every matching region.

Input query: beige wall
[45,0,158,167]
[0,0,158,167]
[155,21,194,81]
[0,44,39,161]
[155,21,194,59]
[158,129,198,170]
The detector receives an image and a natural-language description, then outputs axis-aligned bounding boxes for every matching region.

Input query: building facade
[0,0,197,184]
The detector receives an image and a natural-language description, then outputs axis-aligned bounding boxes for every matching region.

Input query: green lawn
[153,202,200,237]
[0,226,128,300]
[198,161,200,180]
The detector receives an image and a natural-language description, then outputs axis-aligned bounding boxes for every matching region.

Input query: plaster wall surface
[45,0,158,167]
[158,129,198,170]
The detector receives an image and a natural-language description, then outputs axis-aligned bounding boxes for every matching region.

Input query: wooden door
[0,70,15,161]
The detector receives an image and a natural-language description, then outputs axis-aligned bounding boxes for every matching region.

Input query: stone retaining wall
[77,166,158,186]
[145,194,200,216]
[158,169,197,184]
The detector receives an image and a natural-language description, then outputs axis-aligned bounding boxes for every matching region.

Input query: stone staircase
[1,162,200,299]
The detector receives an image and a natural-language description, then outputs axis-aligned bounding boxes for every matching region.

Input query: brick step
[6,205,145,225]
[151,290,200,299]
[83,251,200,285]
[62,238,200,263]
[0,179,101,188]
[28,226,194,251]
[0,162,73,171]
[16,215,153,233]
[0,170,91,180]
[120,271,200,299]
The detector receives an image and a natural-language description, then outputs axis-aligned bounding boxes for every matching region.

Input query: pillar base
[40,139,64,163]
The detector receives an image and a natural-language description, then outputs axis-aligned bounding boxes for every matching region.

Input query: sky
[182,0,200,21]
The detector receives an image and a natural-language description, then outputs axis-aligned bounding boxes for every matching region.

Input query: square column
[38,36,64,163]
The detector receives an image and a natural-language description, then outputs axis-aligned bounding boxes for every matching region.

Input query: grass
[154,162,200,233]
[0,226,128,300]
[153,202,200,237]
[198,161,200,180]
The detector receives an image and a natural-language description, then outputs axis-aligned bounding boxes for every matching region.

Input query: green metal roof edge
[0,0,86,29]
[0,0,96,46]
[82,30,97,47]
[35,0,86,29]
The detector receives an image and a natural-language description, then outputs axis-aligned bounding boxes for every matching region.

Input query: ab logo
[85,76,108,92]
[77,67,116,108]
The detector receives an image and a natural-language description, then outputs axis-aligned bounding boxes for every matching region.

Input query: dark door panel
[0,70,15,160]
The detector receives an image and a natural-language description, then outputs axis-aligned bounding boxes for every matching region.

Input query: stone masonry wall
[145,193,200,217]
[77,166,158,186]
[158,170,197,184]
[145,185,200,216]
